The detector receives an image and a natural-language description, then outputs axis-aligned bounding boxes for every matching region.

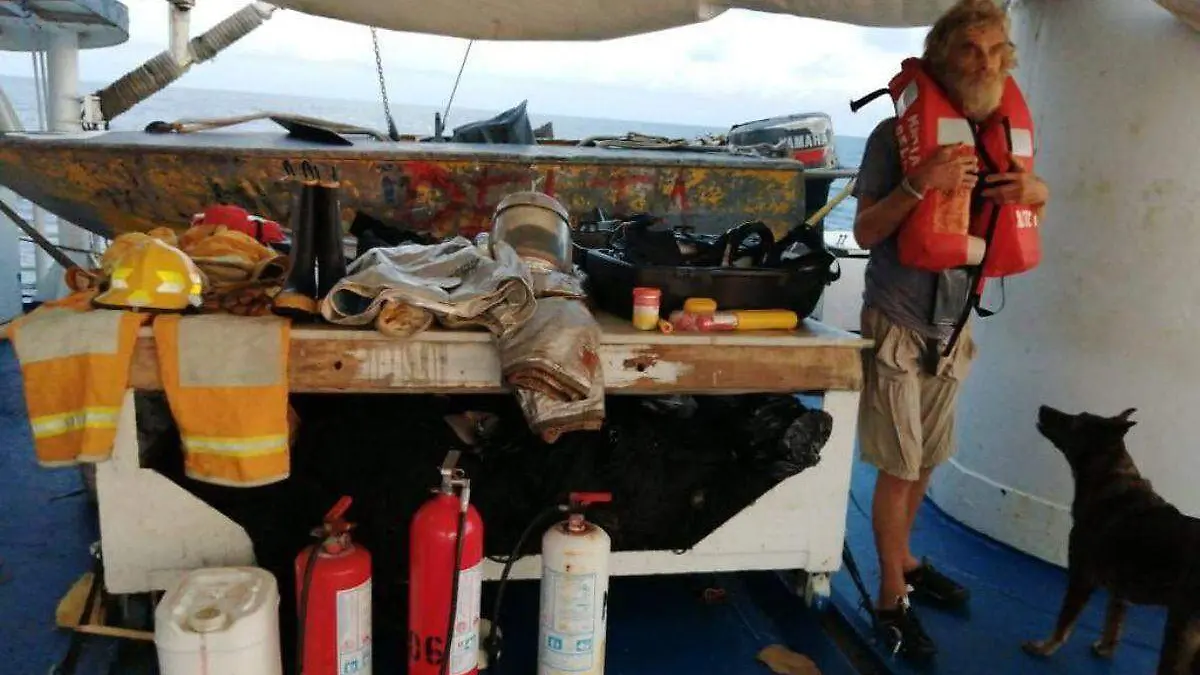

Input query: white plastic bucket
[155,566,283,675]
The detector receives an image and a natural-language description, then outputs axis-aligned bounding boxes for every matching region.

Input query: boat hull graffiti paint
[0,132,808,239]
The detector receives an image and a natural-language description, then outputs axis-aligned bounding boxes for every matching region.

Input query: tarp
[269,0,963,41]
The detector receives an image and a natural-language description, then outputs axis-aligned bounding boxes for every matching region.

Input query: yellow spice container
[682,297,718,315]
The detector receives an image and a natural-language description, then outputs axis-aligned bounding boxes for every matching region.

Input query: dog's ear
[1105,408,1137,435]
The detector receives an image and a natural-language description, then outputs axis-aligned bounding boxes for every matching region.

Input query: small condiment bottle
[631,287,662,331]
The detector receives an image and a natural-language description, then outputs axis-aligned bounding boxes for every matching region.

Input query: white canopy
[268,0,963,41]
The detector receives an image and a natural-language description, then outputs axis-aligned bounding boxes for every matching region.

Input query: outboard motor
[726,111,839,169]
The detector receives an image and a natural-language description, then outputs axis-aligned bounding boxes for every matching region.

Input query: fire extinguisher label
[337,578,373,674]
[449,561,483,675]
[539,569,597,672]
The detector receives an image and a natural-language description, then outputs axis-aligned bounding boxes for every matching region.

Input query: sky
[0,0,932,137]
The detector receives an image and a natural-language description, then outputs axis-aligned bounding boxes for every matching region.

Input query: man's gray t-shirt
[853,118,970,342]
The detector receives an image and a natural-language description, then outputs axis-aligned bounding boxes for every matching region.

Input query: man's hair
[923,0,1017,73]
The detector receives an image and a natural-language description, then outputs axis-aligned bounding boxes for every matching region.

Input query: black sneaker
[904,559,970,610]
[875,594,937,663]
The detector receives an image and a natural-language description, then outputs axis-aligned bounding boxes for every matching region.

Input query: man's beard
[946,69,1006,120]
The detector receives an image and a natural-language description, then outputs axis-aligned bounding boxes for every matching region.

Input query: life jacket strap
[940,116,1015,359]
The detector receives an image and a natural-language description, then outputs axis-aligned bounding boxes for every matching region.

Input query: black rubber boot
[875,595,937,663]
[904,559,970,610]
[272,176,320,319]
[313,173,348,300]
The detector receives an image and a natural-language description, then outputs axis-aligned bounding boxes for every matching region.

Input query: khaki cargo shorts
[857,305,977,481]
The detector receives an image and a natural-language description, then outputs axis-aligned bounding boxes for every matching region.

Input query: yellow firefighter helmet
[93,237,205,312]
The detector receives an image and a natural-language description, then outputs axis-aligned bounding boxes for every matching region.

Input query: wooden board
[128,314,871,394]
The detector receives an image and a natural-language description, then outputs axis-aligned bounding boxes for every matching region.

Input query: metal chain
[370,27,400,140]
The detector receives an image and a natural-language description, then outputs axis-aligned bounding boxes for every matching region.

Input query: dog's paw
[1022,639,1061,658]
[1091,640,1116,660]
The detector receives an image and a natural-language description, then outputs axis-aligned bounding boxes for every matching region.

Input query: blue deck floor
[831,455,1168,674]
[0,338,1170,674]
[0,343,113,674]
[489,572,864,675]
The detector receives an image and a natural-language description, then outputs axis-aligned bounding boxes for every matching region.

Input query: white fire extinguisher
[537,492,612,675]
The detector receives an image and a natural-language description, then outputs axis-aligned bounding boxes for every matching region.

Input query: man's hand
[911,144,979,193]
[981,154,1049,205]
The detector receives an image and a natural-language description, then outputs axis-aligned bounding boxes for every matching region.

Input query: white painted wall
[929,0,1200,566]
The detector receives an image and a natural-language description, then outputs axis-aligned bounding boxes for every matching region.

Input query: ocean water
[0,74,864,297]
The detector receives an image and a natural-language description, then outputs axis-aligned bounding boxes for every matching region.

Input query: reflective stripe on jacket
[154,314,292,487]
[8,307,148,466]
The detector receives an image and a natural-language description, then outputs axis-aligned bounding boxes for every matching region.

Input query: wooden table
[126,313,866,394]
[98,313,872,605]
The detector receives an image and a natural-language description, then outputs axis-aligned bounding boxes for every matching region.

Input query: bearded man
[851,0,1050,662]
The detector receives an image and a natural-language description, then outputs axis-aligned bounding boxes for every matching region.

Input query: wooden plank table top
[129,313,873,394]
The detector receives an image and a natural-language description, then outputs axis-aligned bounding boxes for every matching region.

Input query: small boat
[0,108,855,241]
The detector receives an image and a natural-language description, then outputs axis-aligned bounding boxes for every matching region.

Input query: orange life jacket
[887,57,1041,279]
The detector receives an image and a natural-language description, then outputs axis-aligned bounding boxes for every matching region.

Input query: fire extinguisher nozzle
[568,492,613,509]
[325,495,353,522]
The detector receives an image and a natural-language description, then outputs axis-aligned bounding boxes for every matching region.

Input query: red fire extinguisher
[409,450,485,675]
[296,496,373,675]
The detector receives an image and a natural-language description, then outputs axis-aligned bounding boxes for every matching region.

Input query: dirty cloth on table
[320,237,536,339]
[497,265,604,442]
[178,225,290,317]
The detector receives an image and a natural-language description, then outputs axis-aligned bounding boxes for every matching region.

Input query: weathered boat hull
[0,131,815,241]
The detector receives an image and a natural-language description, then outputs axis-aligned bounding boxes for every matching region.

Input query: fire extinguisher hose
[440,504,468,675]
[483,504,570,671]
[296,543,321,675]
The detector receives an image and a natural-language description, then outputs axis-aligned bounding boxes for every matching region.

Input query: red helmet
[192,204,285,245]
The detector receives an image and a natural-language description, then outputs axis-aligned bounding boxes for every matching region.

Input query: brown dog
[1024,405,1200,674]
